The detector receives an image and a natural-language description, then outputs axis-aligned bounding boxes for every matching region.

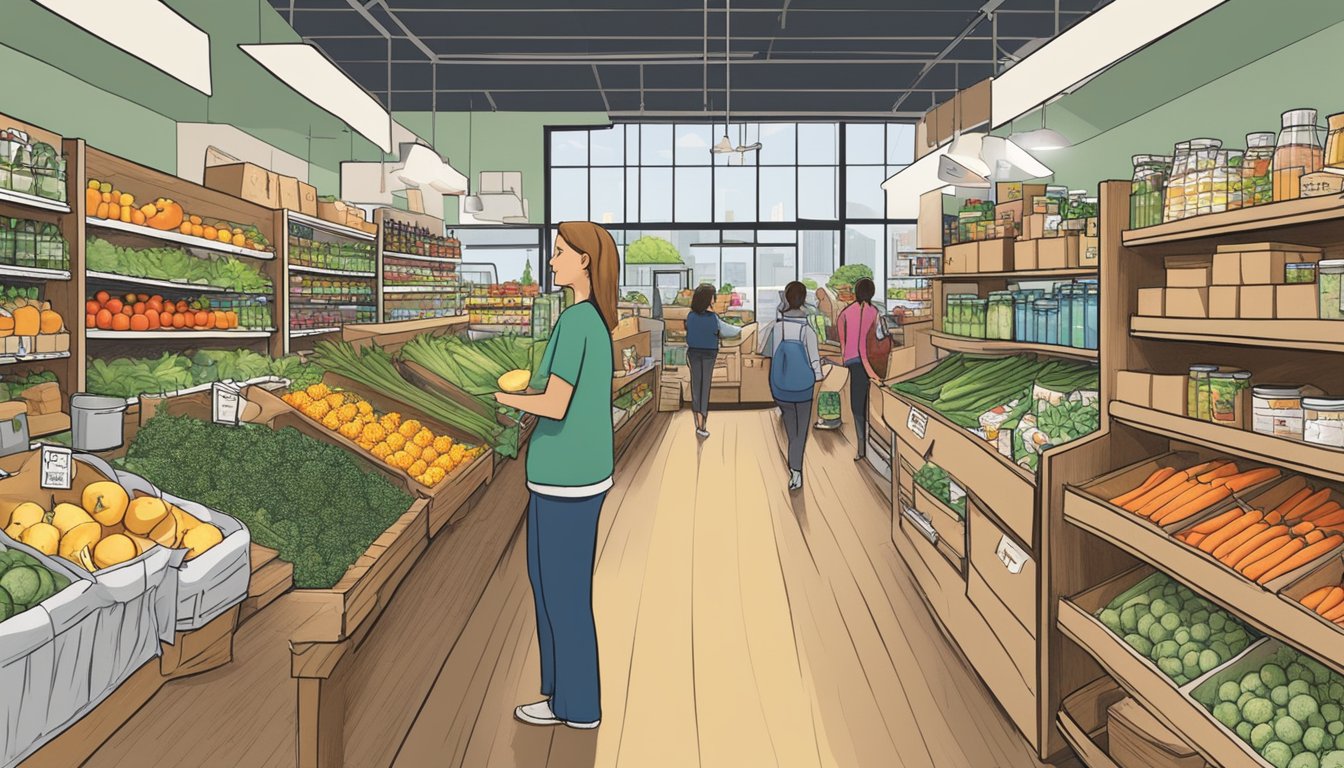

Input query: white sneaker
[788,470,803,490]
[565,718,601,730]
[696,428,710,438]
[514,700,560,726]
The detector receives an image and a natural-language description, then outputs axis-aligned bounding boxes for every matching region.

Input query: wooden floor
[391,409,1057,768]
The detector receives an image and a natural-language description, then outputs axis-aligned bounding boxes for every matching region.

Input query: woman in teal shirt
[495,221,618,730]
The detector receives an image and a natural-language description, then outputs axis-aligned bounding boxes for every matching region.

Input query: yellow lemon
[93,533,138,569]
[82,481,129,527]
[124,496,169,535]
[20,522,60,556]
[182,523,223,561]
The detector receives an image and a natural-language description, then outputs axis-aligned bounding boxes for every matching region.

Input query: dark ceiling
[270,0,1107,118]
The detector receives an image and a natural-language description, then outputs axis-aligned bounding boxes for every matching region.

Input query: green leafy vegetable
[86,352,323,399]
[85,237,272,293]
[827,264,873,291]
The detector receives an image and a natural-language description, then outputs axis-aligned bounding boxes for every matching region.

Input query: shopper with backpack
[766,281,826,491]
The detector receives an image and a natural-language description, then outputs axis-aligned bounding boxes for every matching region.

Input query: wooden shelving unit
[1130,316,1344,353]
[376,207,462,325]
[927,329,1099,361]
[282,209,380,354]
[936,267,1097,281]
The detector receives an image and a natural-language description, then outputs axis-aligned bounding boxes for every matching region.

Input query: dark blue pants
[527,490,606,723]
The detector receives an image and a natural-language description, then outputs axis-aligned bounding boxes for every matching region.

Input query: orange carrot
[1256,535,1344,584]
[1265,511,1285,525]
[1303,586,1336,611]
[1324,599,1344,622]
[1200,511,1264,554]
[1235,534,1294,573]
[1306,507,1344,526]
[1184,459,1225,477]
[1307,530,1327,544]
[1291,521,1317,536]
[1122,472,1192,512]
[1244,538,1304,580]
[1290,489,1334,520]
[1226,525,1289,567]
[1189,507,1245,536]
[1304,502,1343,523]
[1198,462,1239,483]
[1131,478,1197,516]
[1146,481,1212,520]
[1213,522,1270,560]
[1223,467,1282,493]
[1186,531,1208,547]
[1110,467,1177,507]
[1157,486,1233,525]
[1274,487,1316,518]
[1316,587,1344,615]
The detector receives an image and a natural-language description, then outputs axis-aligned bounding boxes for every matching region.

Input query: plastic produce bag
[817,391,842,421]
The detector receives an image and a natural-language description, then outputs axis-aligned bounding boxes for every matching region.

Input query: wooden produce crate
[1057,677,1128,768]
[396,357,533,445]
[342,315,469,354]
[247,373,494,536]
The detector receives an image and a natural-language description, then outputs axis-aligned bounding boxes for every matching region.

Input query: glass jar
[1321,259,1344,320]
[1244,132,1276,207]
[987,291,1014,340]
[1273,108,1324,202]
[1165,141,1192,222]
[1253,384,1306,439]
[1325,112,1344,169]
[1130,155,1170,229]
[1304,397,1344,448]
[1193,140,1221,216]
[1055,285,1073,345]
[1286,262,1318,284]
[1070,285,1087,348]
[1209,370,1252,428]
[1084,282,1100,349]
[1210,151,1232,214]
[36,223,64,272]
[1013,291,1031,342]
[1034,299,1060,345]
[1187,364,1219,420]
[13,219,37,268]
[970,298,988,339]
[1225,150,1245,211]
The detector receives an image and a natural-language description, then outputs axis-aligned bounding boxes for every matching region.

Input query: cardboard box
[1137,288,1166,317]
[298,182,318,216]
[1022,213,1052,240]
[1166,265,1212,288]
[993,200,1024,228]
[614,315,641,338]
[1031,196,1060,215]
[1079,235,1099,268]
[1239,284,1276,319]
[1107,697,1204,768]
[203,162,280,208]
[1037,234,1079,270]
[1276,283,1320,319]
[1084,216,1099,238]
[1211,252,1241,285]
[317,200,349,225]
[1116,371,1152,408]
[1015,238,1039,271]
[977,238,1015,272]
[34,332,69,354]
[1164,287,1209,318]
[612,330,651,371]
[1208,286,1240,319]
[918,189,945,250]
[1300,171,1344,198]
[1217,241,1323,284]
[1150,374,1187,416]
[943,242,980,274]
[995,182,1047,203]
[277,175,300,211]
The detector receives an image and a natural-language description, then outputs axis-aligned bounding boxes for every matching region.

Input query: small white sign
[907,406,929,439]
[996,535,1030,575]
[39,445,73,490]
[212,382,242,426]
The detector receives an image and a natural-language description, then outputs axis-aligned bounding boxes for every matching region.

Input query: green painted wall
[0,0,397,192]
[1006,0,1344,188]
[395,111,610,225]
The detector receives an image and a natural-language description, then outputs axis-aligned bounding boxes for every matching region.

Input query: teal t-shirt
[526,301,614,488]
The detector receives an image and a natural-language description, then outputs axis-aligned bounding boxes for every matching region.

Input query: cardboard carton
[277,175,300,212]
[993,199,1024,226]
[34,332,69,354]
[1211,252,1241,285]
[1116,371,1152,408]
[612,330,651,371]
[1275,283,1320,319]
[1164,287,1209,318]
[1084,216,1099,238]
[1107,697,1204,768]
[1239,284,1276,319]
[943,242,979,274]
[1166,265,1212,288]
[1137,288,1166,317]
[317,200,349,225]
[1150,374,1187,416]
[1015,238,1039,271]
[203,162,280,209]
[1037,234,1079,270]
[977,238,1014,272]
[995,182,1047,204]
[1208,286,1240,319]
[1217,241,1323,284]
[298,182,318,216]
[1022,213,1059,240]
[1079,235,1099,268]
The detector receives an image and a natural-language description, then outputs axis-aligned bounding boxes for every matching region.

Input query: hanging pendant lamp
[463,100,484,213]
[710,0,759,156]
[1010,101,1071,151]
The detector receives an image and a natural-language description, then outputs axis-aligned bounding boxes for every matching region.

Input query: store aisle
[392,410,1057,768]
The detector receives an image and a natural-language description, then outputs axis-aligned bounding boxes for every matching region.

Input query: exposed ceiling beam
[371,0,436,61]
[891,0,1003,112]
[590,64,611,112]
[301,34,1042,42]
[324,55,1000,65]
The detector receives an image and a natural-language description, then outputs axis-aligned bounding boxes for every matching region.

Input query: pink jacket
[838,302,878,377]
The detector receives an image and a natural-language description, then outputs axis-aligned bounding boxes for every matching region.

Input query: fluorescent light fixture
[1010,127,1072,151]
[991,0,1227,127]
[464,195,485,213]
[980,135,1053,181]
[881,147,949,218]
[241,43,391,152]
[33,0,211,94]
[937,133,991,188]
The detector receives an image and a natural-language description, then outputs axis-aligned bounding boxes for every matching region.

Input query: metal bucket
[70,393,128,452]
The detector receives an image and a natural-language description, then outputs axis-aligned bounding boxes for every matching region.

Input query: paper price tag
[907,406,929,439]
[39,445,73,490]
[996,535,1029,575]
[212,382,242,426]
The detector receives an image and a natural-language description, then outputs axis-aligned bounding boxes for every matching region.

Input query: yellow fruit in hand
[94,533,138,569]
[182,523,223,560]
[399,419,421,438]
[83,480,129,526]
[432,436,453,454]
[5,501,45,539]
[59,521,103,560]
[52,502,94,535]
[124,496,169,535]
[413,429,433,448]
[497,369,531,393]
[21,522,60,556]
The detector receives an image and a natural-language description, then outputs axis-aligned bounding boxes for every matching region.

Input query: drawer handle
[901,505,938,545]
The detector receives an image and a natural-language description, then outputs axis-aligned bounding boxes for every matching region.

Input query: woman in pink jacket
[835,277,880,461]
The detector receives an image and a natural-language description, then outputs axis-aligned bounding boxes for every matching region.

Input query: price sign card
[907,406,929,439]
[40,445,73,490]
[212,382,242,426]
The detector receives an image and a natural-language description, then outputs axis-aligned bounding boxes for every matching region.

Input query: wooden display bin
[1058,676,1128,768]
[1281,552,1344,638]
[913,482,966,559]
[342,315,469,354]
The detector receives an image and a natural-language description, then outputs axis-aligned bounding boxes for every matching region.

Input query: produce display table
[342,314,469,354]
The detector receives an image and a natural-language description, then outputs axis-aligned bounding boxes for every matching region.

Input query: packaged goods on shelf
[1093,571,1260,685]
[1304,398,1344,449]
[382,221,460,258]
[0,218,69,272]
[290,305,375,330]
[0,126,66,203]
[1131,155,1173,229]
[913,462,965,518]
[383,296,460,322]
[383,257,459,286]
[289,274,374,304]
[943,280,1098,349]
[287,220,375,273]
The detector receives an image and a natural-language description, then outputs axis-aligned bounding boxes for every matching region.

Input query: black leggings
[846,360,868,455]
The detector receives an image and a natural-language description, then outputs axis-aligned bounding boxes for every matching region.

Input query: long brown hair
[557,221,619,332]
[690,284,716,314]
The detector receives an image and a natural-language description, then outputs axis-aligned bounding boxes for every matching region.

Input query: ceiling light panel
[241,43,392,153]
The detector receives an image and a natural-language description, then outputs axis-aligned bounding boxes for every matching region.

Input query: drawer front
[888,395,1035,547]
[969,503,1037,635]
[914,485,965,559]
[897,500,963,576]
[967,565,1038,694]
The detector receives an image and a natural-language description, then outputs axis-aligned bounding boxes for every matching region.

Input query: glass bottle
[1193,139,1222,216]
[1273,108,1323,202]
[1055,284,1073,346]
[1084,282,1099,349]
[1243,132,1275,207]
[1164,141,1192,222]
[1326,112,1344,169]
[1035,299,1059,345]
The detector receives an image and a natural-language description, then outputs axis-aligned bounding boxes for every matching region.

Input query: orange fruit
[194,310,208,327]
[146,312,160,330]
[111,313,131,331]
[95,309,113,330]
[86,313,96,328]
[172,313,186,329]
[132,302,146,315]
[129,314,149,332]
[94,291,110,304]
[85,300,100,315]
[176,300,189,314]
[146,298,162,313]
[105,298,122,314]
[159,310,172,327]
[203,226,217,240]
